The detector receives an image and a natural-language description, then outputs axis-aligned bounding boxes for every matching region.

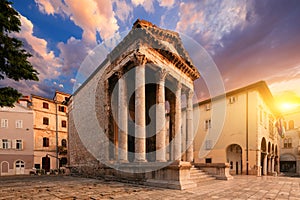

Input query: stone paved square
[0,175,299,199]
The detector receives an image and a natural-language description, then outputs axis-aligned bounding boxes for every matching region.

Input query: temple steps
[189,166,216,185]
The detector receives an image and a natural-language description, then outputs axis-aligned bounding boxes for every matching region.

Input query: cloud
[70,78,76,83]
[113,0,134,23]
[35,0,119,43]
[131,0,155,13]
[158,0,175,8]
[11,15,61,81]
[175,0,255,54]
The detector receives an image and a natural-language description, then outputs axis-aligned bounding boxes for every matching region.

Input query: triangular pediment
[107,19,200,81]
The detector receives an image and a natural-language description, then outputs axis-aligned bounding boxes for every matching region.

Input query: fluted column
[186,90,194,162]
[174,82,182,161]
[156,69,168,162]
[117,71,128,162]
[134,53,147,162]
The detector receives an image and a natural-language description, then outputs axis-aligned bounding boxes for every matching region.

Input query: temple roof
[108,19,200,81]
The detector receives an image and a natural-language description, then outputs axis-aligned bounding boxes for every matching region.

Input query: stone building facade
[68,20,205,189]
[193,81,281,176]
[0,97,34,176]
[32,91,70,172]
[280,107,300,175]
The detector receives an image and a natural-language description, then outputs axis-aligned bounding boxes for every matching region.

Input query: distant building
[280,108,300,175]
[0,97,34,176]
[31,91,70,172]
[193,81,281,176]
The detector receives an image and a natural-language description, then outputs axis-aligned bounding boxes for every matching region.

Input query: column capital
[176,81,182,91]
[155,68,168,82]
[133,52,147,66]
[186,90,194,99]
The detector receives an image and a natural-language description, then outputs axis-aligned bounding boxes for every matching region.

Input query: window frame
[43,117,49,125]
[16,120,23,129]
[43,137,49,147]
[1,119,8,128]
[43,102,49,109]
[61,120,67,128]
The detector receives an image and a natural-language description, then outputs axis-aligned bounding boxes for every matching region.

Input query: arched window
[288,120,294,130]
[61,139,67,148]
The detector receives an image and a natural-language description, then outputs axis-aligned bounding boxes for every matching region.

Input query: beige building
[280,107,300,175]
[0,97,34,176]
[32,91,70,172]
[193,81,281,176]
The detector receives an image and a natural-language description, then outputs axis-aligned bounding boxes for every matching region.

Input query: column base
[134,159,147,163]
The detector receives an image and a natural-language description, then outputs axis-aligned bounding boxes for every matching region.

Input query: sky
[3,0,300,112]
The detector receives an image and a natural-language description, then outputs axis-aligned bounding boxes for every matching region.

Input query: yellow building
[193,81,281,176]
[31,91,70,172]
[280,107,300,175]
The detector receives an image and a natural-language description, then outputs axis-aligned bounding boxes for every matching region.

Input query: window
[288,138,292,148]
[229,96,236,104]
[34,164,41,169]
[43,102,49,109]
[43,137,49,147]
[205,158,212,163]
[1,119,8,128]
[205,119,211,130]
[58,106,66,112]
[16,140,23,150]
[2,139,10,149]
[61,120,67,128]
[61,139,67,148]
[43,117,49,125]
[16,120,23,128]
[284,138,292,148]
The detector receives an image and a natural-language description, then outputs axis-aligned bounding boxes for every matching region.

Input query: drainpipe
[55,100,59,169]
[246,92,249,175]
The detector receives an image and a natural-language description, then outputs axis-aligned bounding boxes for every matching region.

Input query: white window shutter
[12,140,16,149]
[0,139,2,149]
[21,140,24,150]
[7,139,11,149]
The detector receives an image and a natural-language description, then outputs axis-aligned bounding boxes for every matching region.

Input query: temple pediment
[108,19,200,81]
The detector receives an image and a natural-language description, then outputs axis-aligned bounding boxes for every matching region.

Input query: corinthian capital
[156,68,168,82]
[133,52,147,66]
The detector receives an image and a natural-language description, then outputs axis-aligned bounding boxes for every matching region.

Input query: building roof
[196,81,280,116]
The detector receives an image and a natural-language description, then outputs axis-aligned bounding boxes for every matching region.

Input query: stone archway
[261,138,267,175]
[226,144,242,175]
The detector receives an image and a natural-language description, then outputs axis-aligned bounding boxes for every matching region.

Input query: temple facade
[68,20,208,189]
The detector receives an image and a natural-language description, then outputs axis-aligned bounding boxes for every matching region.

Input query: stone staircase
[189,166,216,185]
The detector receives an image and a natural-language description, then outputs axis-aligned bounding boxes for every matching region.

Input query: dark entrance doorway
[42,156,50,172]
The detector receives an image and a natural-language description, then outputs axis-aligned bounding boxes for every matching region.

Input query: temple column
[271,156,275,173]
[174,82,182,161]
[186,90,194,162]
[156,69,168,162]
[263,153,267,175]
[117,72,128,162]
[134,53,147,162]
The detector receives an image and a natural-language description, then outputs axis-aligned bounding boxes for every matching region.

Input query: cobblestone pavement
[0,175,299,200]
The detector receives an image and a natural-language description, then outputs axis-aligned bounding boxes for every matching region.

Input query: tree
[0,0,39,107]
